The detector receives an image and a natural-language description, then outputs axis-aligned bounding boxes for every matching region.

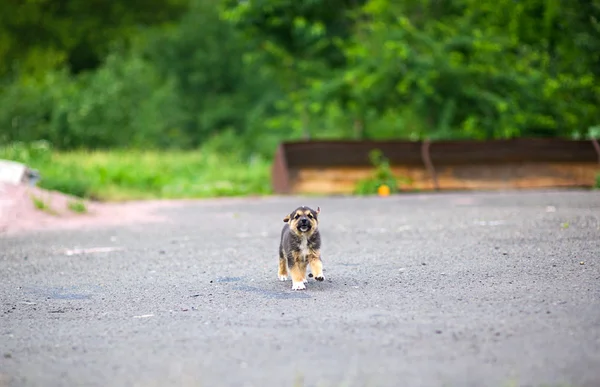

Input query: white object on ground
[0,159,40,185]
[64,247,124,256]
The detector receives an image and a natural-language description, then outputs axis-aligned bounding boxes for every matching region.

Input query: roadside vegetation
[0,142,271,201]
[29,193,58,215]
[0,0,598,199]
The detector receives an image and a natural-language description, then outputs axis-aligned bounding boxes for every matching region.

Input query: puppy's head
[283,206,320,235]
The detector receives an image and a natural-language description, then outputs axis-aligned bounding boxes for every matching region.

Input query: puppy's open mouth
[298,225,311,232]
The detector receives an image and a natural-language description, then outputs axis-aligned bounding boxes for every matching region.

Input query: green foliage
[1,0,599,162]
[40,172,95,200]
[0,0,186,77]
[354,149,409,195]
[220,0,366,139]
[31,195,48,211]
[146,0,282,152]
[0,54,186,149]
[67,200,88,214]
[218,0,600,145]
[0,142,272,201]
[0,72,67,145]
[318,0,600,141]
[55,51,186,149]
[30,193,58,216]
[0,140,52,165]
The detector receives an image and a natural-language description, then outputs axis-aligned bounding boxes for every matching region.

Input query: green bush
[53,52,187,149]
[0,54,187,151]
[0,72,71,145]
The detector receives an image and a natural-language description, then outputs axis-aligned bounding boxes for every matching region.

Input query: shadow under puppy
[278,206,324,290]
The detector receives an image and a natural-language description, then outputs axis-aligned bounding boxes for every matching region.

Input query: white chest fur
[299,237,310,259]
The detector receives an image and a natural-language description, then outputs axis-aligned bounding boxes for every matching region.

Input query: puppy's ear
[316,206,321,215]
[283,214,290,223]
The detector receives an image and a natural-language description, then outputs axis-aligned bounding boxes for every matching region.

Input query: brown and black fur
[278,205,324,290]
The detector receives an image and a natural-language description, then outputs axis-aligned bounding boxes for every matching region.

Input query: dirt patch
[0,183,183,236]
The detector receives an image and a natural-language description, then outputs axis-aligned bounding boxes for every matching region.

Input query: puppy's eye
[307,214,313,219]
[294,214,300,220]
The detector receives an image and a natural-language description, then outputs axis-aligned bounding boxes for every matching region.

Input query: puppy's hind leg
[278,249,288,281]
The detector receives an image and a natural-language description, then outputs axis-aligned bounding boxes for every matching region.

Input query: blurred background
[1,0,599,201]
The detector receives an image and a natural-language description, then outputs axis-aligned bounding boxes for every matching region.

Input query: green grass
[30,193,58,215]
[67,200,88,213]
[1,141,272,201]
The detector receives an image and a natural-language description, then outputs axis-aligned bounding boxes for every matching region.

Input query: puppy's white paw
[302,278,308,284]
[292,281,306,290]
[278,275,288,281]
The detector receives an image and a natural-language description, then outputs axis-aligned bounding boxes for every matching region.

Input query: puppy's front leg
[289,252,307,290]
[309,252,324,281]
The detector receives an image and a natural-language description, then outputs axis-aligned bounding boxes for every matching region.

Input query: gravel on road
[1,190,599,387]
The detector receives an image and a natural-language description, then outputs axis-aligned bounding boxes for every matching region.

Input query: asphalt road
[1,190,599,387]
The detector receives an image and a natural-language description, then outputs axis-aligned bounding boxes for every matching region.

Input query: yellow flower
[378,184,390,196]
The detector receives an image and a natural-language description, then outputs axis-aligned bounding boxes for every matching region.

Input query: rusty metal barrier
[271,138,600,194]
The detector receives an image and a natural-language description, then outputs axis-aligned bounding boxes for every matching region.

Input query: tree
[0,0,187,78]
[220,0,367,139]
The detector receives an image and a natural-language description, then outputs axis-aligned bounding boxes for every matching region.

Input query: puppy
[278,205,324,290]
